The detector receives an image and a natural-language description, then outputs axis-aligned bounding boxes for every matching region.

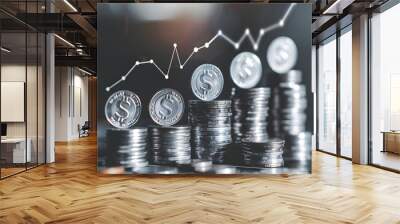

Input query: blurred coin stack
[231,87,271,143]
[241,139,285,167]
[149,126,192,165]
[270,87,281,137]
[231,88,241,143]
[271,70,311,165]
[271,70,307,136]
[189,100,232,161]
[284,132,312,166]
[105,128,148,168]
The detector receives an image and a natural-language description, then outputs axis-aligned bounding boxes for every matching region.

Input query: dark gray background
[97,3,312,169]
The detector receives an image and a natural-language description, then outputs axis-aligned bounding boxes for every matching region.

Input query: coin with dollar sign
[230,52,262,89]
[267,36,298,74]
[149,88,185,126]
[191,64,224,101]
[105,90,142,129]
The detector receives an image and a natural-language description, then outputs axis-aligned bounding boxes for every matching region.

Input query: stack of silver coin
[189,100,232,160]
[241,138,285,167]
[270,87,282,137]
[105,128,148,168]
[149,126,191,165]
[231,87,271,143]
[230,88,241,143]
[283,132,312,166]
[271,70,307,137]
[271,70,311,166]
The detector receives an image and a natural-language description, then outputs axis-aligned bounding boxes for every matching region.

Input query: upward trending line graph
[105,4,296,92]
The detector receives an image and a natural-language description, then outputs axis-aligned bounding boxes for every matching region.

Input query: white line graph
[106,4,295,92]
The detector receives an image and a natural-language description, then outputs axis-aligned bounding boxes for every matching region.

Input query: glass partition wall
[370,3,400,171]
[317,35,337,155]
[0,2,46,179]
[339,27,352,159]
[316,26,352,159]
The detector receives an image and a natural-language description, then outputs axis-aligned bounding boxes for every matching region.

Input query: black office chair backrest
[82,121,90,129]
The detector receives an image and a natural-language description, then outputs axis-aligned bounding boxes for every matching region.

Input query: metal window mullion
[25,0,28,171]
[36,0,39,167]
[336,30,341,157]
[316,44,320,150]
[367,11,373,165]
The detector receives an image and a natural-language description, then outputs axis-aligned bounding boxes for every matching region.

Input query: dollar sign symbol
[276,45,289,65]
[159,94,174,119]
[116,96,131,122]
[239,57,254,80]
[199,70,214,95]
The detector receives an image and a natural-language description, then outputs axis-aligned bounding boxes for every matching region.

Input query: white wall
[55,67,69,141]
[72,73,89,138]
[55,67,89,141]
[1,65,26,134]
[1,64,35,138]
[1,63,46,163]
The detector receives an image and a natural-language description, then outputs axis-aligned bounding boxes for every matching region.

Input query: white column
[46,33,55,163]
[352,14,369,164]
[46,1,56,163]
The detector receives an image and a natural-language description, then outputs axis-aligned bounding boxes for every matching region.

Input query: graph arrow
[106,4,295,92]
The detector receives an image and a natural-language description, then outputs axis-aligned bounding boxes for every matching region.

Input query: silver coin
[149,88,184,126]
[104,90,141,129]
[191,64,224,101]
[213,165,237,174]
[192,160,213,173]
[133,165,179,174]
[230,52,262,89]
[267,36,298,74]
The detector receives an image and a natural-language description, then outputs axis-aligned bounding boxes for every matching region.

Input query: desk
[382,131,400,154]
[1,138,31,163]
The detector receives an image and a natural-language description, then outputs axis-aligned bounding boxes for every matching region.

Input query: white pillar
[46,1,56,163]
[352,14,369,164]
[46,33,55,163]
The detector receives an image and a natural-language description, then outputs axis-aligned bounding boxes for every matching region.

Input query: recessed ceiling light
[78,67,93,76]
[1,47,11,53]
[54,34,75,48]
[63,0,78,12]
[322,0,351,15]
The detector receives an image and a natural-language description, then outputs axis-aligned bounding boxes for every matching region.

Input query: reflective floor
[372,150,400,171]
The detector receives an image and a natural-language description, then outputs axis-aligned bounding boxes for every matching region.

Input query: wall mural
[98,3,312,174]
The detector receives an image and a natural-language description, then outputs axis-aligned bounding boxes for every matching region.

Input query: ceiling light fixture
[78,67,93,76]
[54,34,75,48]
[63,0,78,12]
[1,47,11,53]
[322,0,342,14]
[323,0,355,15]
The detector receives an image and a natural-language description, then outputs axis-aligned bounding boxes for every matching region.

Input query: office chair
[79,121,90,138]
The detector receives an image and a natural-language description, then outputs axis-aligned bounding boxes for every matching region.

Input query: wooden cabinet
[382,132,400,154]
